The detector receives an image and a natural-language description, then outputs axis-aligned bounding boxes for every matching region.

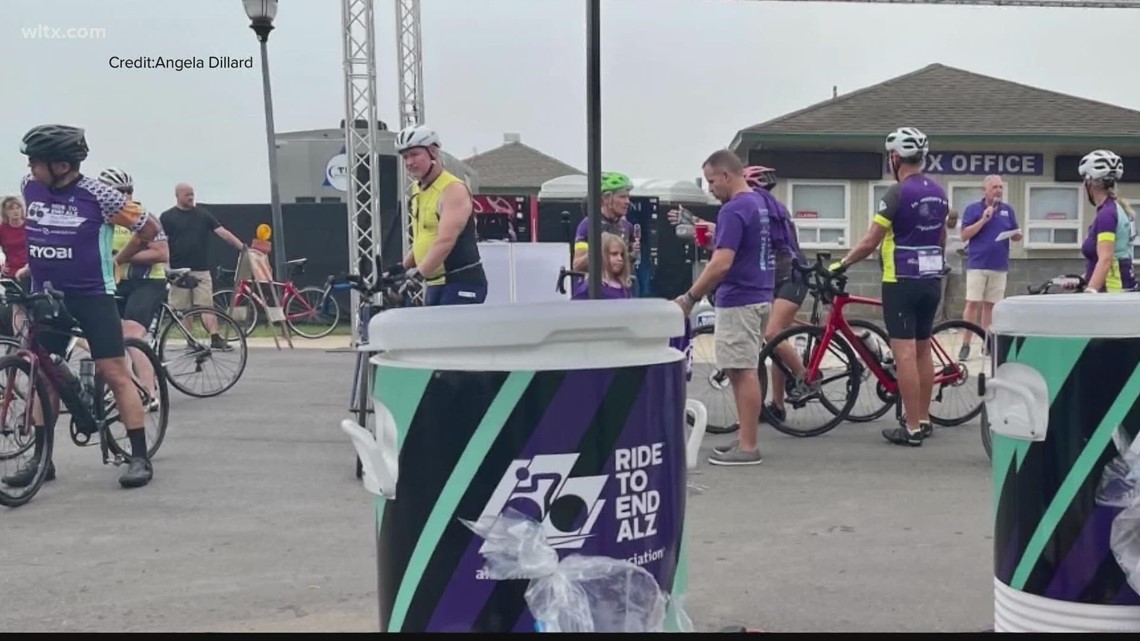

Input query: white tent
[537,175,718,205]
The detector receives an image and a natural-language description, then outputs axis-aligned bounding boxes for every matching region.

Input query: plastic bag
[1106,426,1140,593]
[460,507,692,633]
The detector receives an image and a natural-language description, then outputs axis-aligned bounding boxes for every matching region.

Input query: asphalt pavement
[0,348,993,633]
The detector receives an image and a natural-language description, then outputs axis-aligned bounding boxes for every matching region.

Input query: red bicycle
[213,257,341,339]
[758,253,986,437]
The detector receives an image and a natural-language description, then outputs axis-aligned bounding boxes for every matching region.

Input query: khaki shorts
[168,270,215,310]
[965,269,1007,304]
[714,302,769,370]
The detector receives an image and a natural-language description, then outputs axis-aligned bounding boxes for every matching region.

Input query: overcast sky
[4,0,1137,205]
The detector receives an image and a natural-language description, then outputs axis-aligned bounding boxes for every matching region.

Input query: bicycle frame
[806,291,963,397]
[2,323,101,442]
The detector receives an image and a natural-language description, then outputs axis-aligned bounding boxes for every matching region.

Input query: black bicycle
[0,280,169,507]
[331,263,412,479]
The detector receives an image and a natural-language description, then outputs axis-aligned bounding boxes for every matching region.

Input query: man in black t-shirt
[160,183,245,349]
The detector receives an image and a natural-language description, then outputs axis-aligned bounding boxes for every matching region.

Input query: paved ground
[0,348,993,633]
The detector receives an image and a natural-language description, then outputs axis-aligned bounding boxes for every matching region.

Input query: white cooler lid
[364,299,686,371]
[991,292,1140,338]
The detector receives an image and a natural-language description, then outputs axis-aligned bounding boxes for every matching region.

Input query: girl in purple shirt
[571,232,633,300]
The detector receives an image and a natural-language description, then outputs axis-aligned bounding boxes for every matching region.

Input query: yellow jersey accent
[112,200,166,281]
[1096,232,1123,292]
[411,170,464,285]
[880,228,898,284]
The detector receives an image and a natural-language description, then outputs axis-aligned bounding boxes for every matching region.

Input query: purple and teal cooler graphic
[370,360,688,633]
[991,332,1140,628]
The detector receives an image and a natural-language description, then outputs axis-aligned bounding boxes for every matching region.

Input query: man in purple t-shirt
[674,150,774,467]
[959,175,1021,360]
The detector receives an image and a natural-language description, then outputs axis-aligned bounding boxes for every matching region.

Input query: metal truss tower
[395,0,426,255]
[341,0,384,341]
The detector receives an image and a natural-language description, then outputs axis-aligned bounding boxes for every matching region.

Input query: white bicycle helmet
[394,124,441,153]
[1078,149,1124,181]
[885,127,929,160]
[98,167,133,189]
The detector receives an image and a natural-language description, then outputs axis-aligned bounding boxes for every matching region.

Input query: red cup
[694,222,711,248]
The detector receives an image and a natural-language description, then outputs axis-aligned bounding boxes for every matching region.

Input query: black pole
[586,0,603,299]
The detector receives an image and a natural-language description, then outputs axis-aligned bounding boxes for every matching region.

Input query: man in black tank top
[393,124,487,306]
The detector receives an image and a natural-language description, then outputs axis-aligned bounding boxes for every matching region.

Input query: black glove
[382,263,406,279]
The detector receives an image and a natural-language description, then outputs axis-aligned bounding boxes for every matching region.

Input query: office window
[295,196,317,204]
[949,184,984,213]
[1024,184,1081,248]
[320,197,342,203]
[789,182,850,249]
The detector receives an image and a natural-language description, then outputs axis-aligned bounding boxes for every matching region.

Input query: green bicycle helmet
[600,172,633,194]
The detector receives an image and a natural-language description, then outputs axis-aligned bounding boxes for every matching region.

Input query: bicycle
[149,269,248,398]
[213,257,341,339]
[334,268,412,479]
[555,265,893,434]
[759,253,986,438]
[0,280,169,507]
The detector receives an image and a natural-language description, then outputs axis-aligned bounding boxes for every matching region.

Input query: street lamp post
[243,0,287,280]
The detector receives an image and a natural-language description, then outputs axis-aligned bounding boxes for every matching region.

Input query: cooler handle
[980,363,1048,442]
[341,415,399,499]
[684,399,708,470]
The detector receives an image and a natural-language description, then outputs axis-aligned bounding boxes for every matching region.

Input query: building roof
[463,137,583,189]
[735,63,1140,144]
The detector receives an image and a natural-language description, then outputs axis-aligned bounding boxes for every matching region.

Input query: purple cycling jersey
[20,174,149,296]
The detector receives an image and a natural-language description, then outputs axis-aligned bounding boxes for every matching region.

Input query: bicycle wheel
[687,324,739,435]
[761,324,860,438]
[0,337,21,357]
[158,307,248,398]
[841,319,896,423]
[927,319,987,427]
[0,355,55,508]
[286,286,341,339]
[101,338,169,461]
[213,289,259,337]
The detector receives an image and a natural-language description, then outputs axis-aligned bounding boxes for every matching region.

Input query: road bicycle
[759,253,986,438]
[554,265,893,435]
[333,264,412,479]
[0,280,169,507]
[62,269,248,399]
[214,257,341,339]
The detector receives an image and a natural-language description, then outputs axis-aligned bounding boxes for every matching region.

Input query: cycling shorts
[774,274,808,306]
[116,279,166,328]
[881,279,941,341]
[36,294,125,360]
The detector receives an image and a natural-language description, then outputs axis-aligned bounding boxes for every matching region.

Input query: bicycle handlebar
[0,278,68,321]
[1027,274,1087,295]
[556,267,587,296]
[326,272,409,297]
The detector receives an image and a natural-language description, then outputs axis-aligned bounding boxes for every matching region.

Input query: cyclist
[4,124,162,489]
[1078,149,1135,293]
[828,126,949,447]
[390,124,487,306]
[99,168,167,404]
[573,172,638,273]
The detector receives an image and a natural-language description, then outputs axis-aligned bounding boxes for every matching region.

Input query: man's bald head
[175,183,195,209]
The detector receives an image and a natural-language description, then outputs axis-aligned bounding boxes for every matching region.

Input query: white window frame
[787,180,851,250]
[946,181,985,213]
[867,181,894,228]
[1023,183,1083,250]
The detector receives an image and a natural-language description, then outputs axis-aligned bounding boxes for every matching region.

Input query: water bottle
[858,330,882,362]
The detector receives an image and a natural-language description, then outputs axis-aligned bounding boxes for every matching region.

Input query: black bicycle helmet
[20,124,89,164]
